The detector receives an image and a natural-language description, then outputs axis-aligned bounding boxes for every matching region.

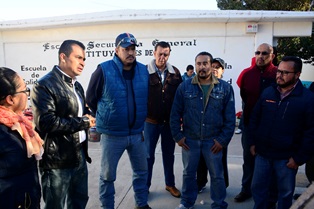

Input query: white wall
[0,13,313,112]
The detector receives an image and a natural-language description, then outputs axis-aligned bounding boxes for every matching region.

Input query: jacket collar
[191,73,219,85]
[274,79,303,97]
[53,66,75,85]
[252,62,276,73]
[147,59,175,74]
[112,54,136,73]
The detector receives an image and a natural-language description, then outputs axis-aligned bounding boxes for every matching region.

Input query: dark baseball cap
[115,33,138,48]
[212,58,225,69]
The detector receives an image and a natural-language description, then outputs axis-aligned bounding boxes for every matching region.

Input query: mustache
[127,56,135,59]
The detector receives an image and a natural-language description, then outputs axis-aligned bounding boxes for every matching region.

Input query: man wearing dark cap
[212,58,225,79]
[86,33,151,209]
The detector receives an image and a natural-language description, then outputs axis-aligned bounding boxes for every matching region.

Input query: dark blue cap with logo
[115,33,138,48]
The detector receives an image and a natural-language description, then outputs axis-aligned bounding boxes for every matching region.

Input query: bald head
[255,43,275,69]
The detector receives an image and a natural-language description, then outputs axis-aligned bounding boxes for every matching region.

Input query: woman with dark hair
[0,67,44,209]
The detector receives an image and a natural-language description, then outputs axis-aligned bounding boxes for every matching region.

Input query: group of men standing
[29,32,314,209]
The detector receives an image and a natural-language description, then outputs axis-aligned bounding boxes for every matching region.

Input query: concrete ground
[82,132,309,209]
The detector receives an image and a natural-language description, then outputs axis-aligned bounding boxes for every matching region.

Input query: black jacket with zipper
[31,66,91,169]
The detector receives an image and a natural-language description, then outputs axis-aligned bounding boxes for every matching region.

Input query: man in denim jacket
[170,51,235,209]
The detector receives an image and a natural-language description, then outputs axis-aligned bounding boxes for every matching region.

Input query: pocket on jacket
[209,92,224,110]
[184,91,198,109]
[167,77,181,86]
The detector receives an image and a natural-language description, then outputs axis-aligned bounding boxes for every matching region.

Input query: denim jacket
[170,75,235,147]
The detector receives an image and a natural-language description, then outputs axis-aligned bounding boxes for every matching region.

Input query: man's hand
[287,157,299,169]
[210,139,223,154]
[84,114,96,127]
[177,137,190,150]
[250,145,256,156]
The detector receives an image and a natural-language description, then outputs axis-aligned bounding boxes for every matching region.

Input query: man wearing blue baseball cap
[86,33,151,209]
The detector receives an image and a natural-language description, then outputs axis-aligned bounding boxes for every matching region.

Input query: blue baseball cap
[115,33,138,48]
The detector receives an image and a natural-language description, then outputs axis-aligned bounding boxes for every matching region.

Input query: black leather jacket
[31,66,91,169]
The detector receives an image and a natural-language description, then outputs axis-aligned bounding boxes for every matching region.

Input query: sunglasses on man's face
[255,51,270,56]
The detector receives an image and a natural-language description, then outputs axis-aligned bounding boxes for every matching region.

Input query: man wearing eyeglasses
[145,41,182,198]
[249,56,314,209]
[86,33,151,209]
[235,43,277,204]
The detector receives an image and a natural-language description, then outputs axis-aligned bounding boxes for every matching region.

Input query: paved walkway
[84,133,308,209]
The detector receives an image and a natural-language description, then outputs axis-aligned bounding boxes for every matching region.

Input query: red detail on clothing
[236,61,277,125]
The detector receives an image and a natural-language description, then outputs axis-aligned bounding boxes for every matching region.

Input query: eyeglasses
[116,37,137,47]
[255,51,271,56]
[15,87,30,97]
[276,69,296,76]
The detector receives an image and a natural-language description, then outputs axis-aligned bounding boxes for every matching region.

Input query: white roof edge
[0,10,314,30]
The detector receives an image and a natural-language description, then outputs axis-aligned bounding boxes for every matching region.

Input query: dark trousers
[306,156,314,183]
[197,147,229,188]
[144,122,176,188]
[240,125,255,195]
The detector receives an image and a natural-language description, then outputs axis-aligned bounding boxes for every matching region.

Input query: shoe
[198,185,206,193]
[175,204,194,209]
[134,205,152,209]
[293,193,301,200]
[235,129,242,134]
[166,185,181,198]
[234,192,252,202]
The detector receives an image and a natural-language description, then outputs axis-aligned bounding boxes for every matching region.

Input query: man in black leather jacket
[31,40,95,209]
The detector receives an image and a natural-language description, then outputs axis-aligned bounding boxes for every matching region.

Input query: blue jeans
[99,133,149,209]
[144,122,176,188]
[40,149,88,209]
[252,155,297,209]
[181,138,227,209]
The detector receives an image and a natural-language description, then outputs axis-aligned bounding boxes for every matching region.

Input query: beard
[277,77,297,89]
[198,70,211,80]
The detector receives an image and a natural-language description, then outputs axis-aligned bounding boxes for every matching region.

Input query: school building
[0,9,313,111]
